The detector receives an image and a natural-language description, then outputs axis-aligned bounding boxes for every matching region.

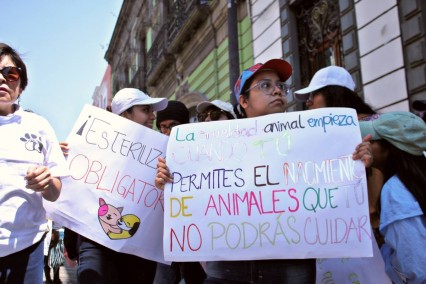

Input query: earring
[236,104,246,118]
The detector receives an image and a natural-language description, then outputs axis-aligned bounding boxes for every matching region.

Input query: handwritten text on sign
[45,104,169,263]
[164,108,372,261]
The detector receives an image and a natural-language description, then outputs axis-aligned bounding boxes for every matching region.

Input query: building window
[296,0,343,88]
[130,22,139,83]
[146,27,153,52]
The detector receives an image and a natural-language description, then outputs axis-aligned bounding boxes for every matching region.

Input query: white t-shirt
[0,106,69,257]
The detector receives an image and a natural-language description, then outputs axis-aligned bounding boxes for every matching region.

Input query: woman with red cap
[359,112,426,283]
[206,59,317,283]
[156,59,373,283]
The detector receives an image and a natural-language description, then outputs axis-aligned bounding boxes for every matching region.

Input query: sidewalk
[44,260,77,284]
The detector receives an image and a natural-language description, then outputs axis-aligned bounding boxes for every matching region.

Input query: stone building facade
[105,0,254,118]
[104,0,426,117]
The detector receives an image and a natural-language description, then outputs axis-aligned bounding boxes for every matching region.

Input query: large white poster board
[164,108,373,261]
[45,104,168,263]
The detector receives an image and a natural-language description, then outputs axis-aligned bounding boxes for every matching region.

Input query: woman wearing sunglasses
[0,43,69,283]
[196,99,236,122]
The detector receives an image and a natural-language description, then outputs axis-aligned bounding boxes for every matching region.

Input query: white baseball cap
[111,88,168,115]
[196,99,237,119]
[294,66,356,101]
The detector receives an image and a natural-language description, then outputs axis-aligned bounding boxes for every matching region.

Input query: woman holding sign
[0,43,69,283]
[156,59,373,283]
[75,88,168,284]
[209,59,316,283]
[294,65,391,283]
[293,66,384,243]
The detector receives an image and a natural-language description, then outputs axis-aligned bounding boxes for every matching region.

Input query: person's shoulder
[380,176,423,229]
[21,109,45,120]
[382,176,412,201]
[20,109,51,126]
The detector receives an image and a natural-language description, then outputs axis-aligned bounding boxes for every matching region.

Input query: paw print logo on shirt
[20,133,44,153]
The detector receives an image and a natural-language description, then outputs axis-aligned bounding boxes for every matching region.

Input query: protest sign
[45,104,168,263]
[164,107,372,261]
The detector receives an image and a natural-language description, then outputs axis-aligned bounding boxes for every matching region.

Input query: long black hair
[380,140,426,215]
[318,85,375,115]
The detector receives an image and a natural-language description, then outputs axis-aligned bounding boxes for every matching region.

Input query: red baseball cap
[234,59,292,101]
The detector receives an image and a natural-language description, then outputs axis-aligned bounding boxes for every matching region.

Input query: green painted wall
[175,16,254,103]
[146,27,152,51]
[238,16,254,71]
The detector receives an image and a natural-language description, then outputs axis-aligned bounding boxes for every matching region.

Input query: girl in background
[360,111,426,283]
[294,66,383,239]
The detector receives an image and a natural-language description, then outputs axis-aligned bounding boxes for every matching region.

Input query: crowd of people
[1,41,425,284]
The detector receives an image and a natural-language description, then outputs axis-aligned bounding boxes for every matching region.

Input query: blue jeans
[0,238,44,284]
[78,238,157,284]
[205,259,316,284]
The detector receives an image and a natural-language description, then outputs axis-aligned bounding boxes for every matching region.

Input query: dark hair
[379,140,426,215]
[317,85,375,115]
[225,112,235,120]
[235,76,255,118]
[156,100,190,128]
[223,110,236,120]
[124,106,135,114]
[0,43,28,90]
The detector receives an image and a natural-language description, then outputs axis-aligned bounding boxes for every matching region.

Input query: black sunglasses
[0,66,21,82]
[197,110,226,122]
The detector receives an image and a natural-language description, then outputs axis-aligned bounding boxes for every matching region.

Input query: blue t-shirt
[380,175,426,284]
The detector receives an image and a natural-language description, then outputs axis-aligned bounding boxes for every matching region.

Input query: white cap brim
[135,97,168,112]
[293,84,327,101]
[111,88,168,114]
[197,102,216,113]
[294,66,356,102]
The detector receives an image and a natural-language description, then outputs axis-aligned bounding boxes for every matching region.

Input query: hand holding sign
[163,108,372,262]
[45,105,169,263]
